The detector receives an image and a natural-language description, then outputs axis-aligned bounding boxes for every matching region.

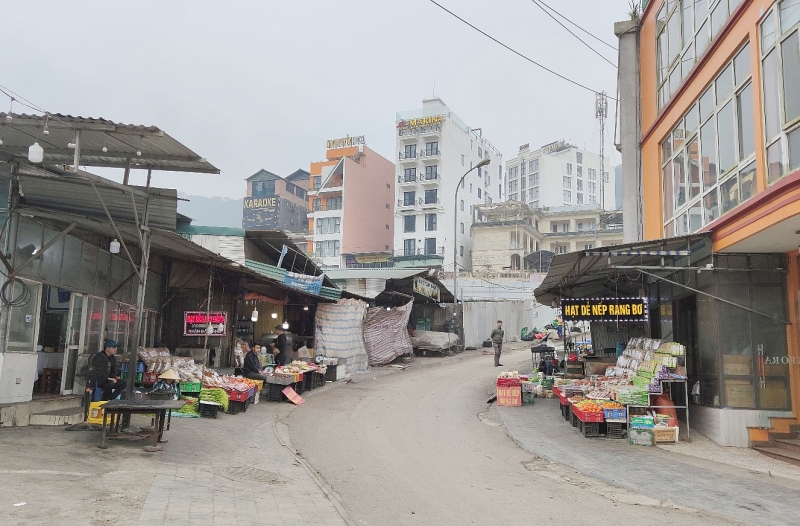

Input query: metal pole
[72,130,81,174]
[125,196,151,401]
[203,265,213,367]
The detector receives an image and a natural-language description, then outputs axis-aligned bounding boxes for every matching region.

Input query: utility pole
[596,91,608,210]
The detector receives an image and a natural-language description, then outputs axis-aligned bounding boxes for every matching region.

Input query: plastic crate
[227,390,250,402]
[606,421,627,439]
[226,400,248,415]
[581,422,600,438]
[603,408,627,419]
[572,405,604,423]
[293,381,304,395]
[143,371,158,385]
[199,401,220,418]
[265,383,286,402]
[325,365,338,382]
[522,392,536,404]
[303,373,316,391]
[561,403,570,420]
[179,382,202,393]
[570,408,579,427]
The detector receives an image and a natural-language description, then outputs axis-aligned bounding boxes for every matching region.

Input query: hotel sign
[561,297,648,323]
[542,140,566,155]
[327,135,366,149]
[397,115,446,128]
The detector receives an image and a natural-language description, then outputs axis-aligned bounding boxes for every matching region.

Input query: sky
[3,0,629,199]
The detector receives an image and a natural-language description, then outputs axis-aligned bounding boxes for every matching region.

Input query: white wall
[462,301,558,348]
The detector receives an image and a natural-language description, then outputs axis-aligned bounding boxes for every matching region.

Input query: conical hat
[158,369,180,381]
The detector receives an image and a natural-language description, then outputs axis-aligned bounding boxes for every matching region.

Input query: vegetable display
[199,388,229,412]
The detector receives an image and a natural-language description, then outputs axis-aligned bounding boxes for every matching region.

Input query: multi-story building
[613,0,800,446]
[471,202,622,274]
[306,137,395,268]
[393,98,503,274]
[242,168,309,232]
[504,140,616,210]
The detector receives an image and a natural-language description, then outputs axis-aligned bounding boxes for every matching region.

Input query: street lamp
[453,157,490,346]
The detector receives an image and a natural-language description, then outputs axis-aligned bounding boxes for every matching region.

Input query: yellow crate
[87,401,107,425]
[251,379,265,391]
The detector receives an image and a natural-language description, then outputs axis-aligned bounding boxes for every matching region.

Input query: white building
[393,98,503,274]
[505,140,616,211]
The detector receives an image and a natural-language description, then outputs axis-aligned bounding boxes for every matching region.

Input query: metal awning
[533,234,712,304]
[325,267,455,303]
[244,231,336,288]
[8,167,179,230]
[0,113,219,173]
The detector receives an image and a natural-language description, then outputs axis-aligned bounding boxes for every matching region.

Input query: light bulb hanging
[303,305,309,311]
[271,312,278,319]
[42,113,49,136]
[281,321,289,330]
[28,141,44,163]
[109,238,121,254]
[250,308,259,322]
[5,97,13,121]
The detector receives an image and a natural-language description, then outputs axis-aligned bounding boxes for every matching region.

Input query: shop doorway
[674,295,697,377]
[61,293,86,394]
[34,288,88,396]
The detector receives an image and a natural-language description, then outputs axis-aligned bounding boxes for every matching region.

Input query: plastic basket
[561,403,570,420]
[179,382,202,393]
[199,401,220,419]
[143,372,158,385]
[581,422,600,438]
[136,361,146,373]
[87,401,107,425]
[606,421,627,439]
[265,383,285,402]
[603,408,627,419]
[227,390,249,402]
[226,400,248,415]
[325,365,338,382]
[570,408,579,427]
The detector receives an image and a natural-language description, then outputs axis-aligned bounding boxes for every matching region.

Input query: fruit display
[497,371,520,379]
[202,370,257,391]
[573,400,602,413]
[600,401,624,409]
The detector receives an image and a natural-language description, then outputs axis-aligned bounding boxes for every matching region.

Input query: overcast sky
[4,0,628,199]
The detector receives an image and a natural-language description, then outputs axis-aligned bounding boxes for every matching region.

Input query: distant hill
[177,193,242,228]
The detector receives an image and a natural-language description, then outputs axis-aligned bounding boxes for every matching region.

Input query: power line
[427,0,617,101]
[534,0,618,51]
[530,0,617,68]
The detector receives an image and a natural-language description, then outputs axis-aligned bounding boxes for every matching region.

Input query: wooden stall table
[99,399,185,449]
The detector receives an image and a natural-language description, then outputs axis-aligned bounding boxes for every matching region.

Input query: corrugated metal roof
[245,259,341,301]
[0,113,219,174]
[13,170,179,231]
[324,268,434,281]
[245,231,334,288]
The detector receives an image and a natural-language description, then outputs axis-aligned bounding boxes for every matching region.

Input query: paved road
[282,347,740,526]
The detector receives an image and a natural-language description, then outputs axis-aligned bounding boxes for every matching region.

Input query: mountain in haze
[177,193,243,228]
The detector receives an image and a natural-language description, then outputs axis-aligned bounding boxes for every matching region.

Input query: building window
[656,0,738,110]
[403,191,416,206]
[424,238,437,255]
[459,245,464,257]
[588,182,596,193]
[477,188,482,198]
[425,141,439,155]
[762,2,800,185]
[563,176,571,189]
[498,165,502,180]
[499,184,502,196]
[532,187,539,199]
[562,222,569,232]
[563,190,572,202]
[577,193,584,204]
[425,165,438,180]
[461,154,465,166]
[509,193,517,200]
[425,189,438,204]
[576,152,583,164]
[589,195,597,204]
[478,147,483,158]
[315,240,340,257]
[576,179,583,191]
[385,224,390,229]
[520,161,526,176]
[460,199,465,211]
[532,200,539,208]
[424,213,437,231]
[566,163,572,175]
[403,238,415,256]
[551,224,558,233]
[487,175,491,186]
[589,220,596,229]
[584,243,594,250]
[403,144,416,159]
[661,42,753,235]
[312,198,321,211]
[577,166,583,177]
[316,217,341,234]
[313,176,321,190]
[469,183,473,193]
[326,196,342,210]
[404,215,416,233]
[252,179,276,197]
[530,158,539,172]
[521,177,527,190]
[403,168,417,182]
[460,222,465,234]
[577,222,583,231]
[603,171,609,182]
[532,173,539,185]
[478,167,482,178]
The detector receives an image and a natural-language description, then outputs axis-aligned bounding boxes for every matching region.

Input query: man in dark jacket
[242,343,269,382]
[87,339,127,400]
[271,326,290,366]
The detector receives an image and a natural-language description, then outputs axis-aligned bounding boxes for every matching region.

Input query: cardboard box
[722,355,752,376]
[653,426,679,443]
[724,380,755,408]
[497,386,521,407]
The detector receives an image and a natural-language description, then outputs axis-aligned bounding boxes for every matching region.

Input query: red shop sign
[183,311,227,337]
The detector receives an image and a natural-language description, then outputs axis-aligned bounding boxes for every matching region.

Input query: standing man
[271,325,290,366]
[87,339,127,400]
[491,320,504,367]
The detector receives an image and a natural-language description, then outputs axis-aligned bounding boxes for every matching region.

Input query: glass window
[789,126,800,171]
[327,196,342,210]
[733,43,750,85]
[737,83,754,160]
[739,161,756,202]
[720,175,740,214]
[781,0,800,33]
[61,235,81,286]
[781,31,800,123]
[685,103,699,133]
[687,138,701,199]
[662,135,673,160]
[767,140,784,185]
[704,189,719,223]
[425,165,438,180]
[403,191,415,206]
[424,189,438,204]
[15,218,43,280]
[696,20,710,58]
[763,50,782,140]
[699,87,714,120]
[694,0,707,20]
[424,213,437,231]
[710,1,727,39]
[683,0,694,44]
[8,280,41,351]
[716,101,736,174]
[700,117,718,187]
[424,238,437,255]
[716,64,734,102]
[689,201,703,232]
[667,5,682,67]
[404,215,416,233]
[403,238,415,256]
[673,152,686,208]
[762,11,777,50]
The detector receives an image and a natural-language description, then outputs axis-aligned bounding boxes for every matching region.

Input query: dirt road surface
[282,346,740,526]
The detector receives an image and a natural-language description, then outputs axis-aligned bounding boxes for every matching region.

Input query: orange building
[306,140,395,268]
[631,0,800,447]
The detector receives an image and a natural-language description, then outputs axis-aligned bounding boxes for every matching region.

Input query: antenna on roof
[432,81,436,98]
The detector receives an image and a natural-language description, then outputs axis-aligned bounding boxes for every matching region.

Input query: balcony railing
[312,202,343,212]
[398,125,442,138]
[420,173,439,183]
[418,197,441,207]
[397,199,416,208]
[419,149,440,159]
[398,174,418,184]
[393,246,446,257]
[398,151,418,161]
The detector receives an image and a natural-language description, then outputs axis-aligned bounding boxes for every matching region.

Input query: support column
[125,197,151,401]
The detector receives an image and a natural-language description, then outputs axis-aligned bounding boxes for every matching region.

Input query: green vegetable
[199,388,229,411]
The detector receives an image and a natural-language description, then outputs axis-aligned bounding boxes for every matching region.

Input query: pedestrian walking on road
[491,320,504,367]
